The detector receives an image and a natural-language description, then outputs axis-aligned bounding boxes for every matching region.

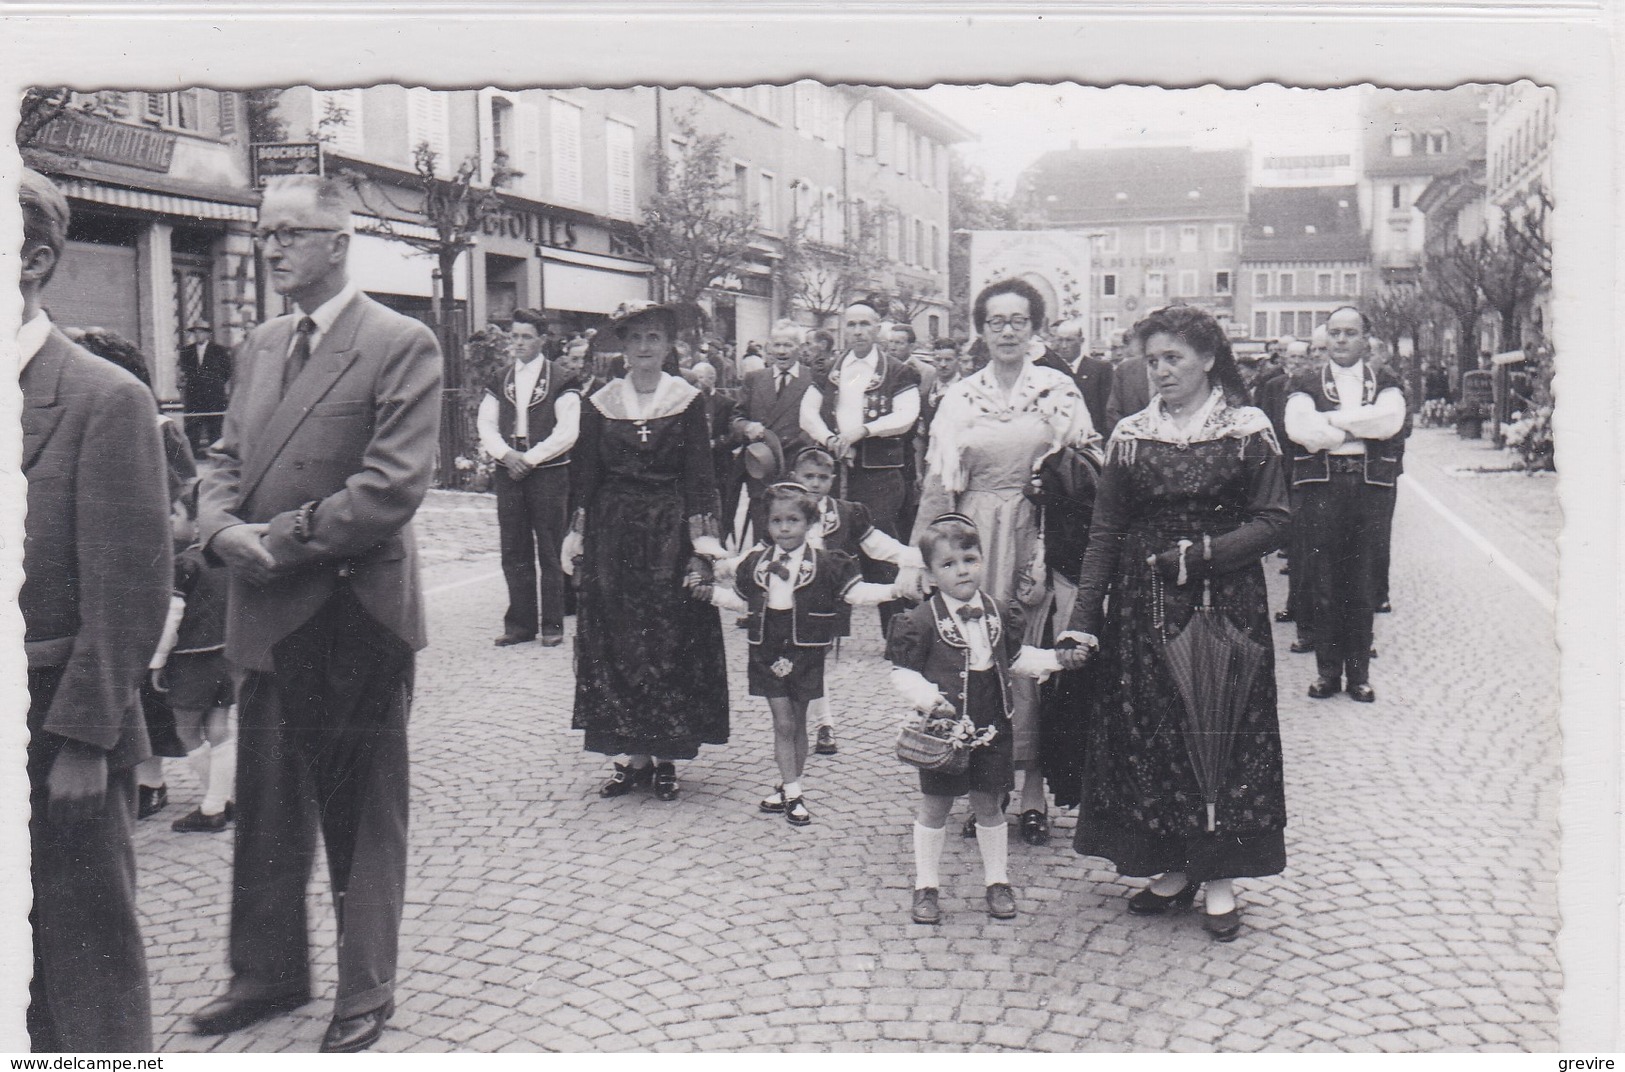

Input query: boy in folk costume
[699,483,908,825]
[886,514,1063,925]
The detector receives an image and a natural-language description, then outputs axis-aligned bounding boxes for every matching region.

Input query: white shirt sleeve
[709,585,748,612]
[476,392,510,461]
[858,527,926,569]
[843,580,897,606]
[866,384,920,439]
[890,666,949,712]
[523,391,581,466]
[1327,386,1407,440]
[1284,392,1347,454]
[800,384,835,445]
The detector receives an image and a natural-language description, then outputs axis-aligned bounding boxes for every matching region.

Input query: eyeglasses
[251,226,341,248]
[984,315,1032,332]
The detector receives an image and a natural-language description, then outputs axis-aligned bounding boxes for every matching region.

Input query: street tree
[344,141,522,485]
[777,197,891,327]
[1479,186,1553,352]
[1420,237,1490,379]
[636,110,758,346]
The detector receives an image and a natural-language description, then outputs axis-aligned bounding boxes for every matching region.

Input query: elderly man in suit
[18,169,172,1052]
[733,320,813,536]
[1037,318,1113,434]
[194,175,443,1053]
[1103,325,1151,435]
[179,320,234,453]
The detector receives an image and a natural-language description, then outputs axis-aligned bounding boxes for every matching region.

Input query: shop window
[1214,271,1231,295]
[1179,225,1199,252]
[1145,272,1166,299]
[1102,273,1117,297]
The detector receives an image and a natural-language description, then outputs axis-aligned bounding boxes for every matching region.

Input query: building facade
[1237,186,1370,342]
[1485,80,1556,348]
[23,90,259,405]
[1013,145,1250,348]
[1356,85,1489,284]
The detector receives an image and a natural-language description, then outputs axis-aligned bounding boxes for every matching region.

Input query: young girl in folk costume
[783,446,924,755]
[149,483,237,832]
[886,514,1063,925]
[701,483,907,826]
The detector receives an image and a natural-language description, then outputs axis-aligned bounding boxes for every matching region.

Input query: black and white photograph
[1,7,1617,1058]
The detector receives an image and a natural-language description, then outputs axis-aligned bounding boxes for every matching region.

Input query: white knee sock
[186,743,212,789]
[202,736,235,815]
[809,695,832,731]
[976,821,1010,886]
[136,756,165,789]
[913,823,945,890]
[783,780,803,800]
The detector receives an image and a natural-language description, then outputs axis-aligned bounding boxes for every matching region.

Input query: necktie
[956,603,985,622]
[283,316,316,394]
[776,371,789,396]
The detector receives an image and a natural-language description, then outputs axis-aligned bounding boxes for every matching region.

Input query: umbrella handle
[1207,802,1216,833]
[1201,534,1213,609]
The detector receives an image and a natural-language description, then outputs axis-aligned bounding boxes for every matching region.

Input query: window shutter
[315,89,364,157]
[515,98,543,199]
[875,111,892,165]
[605,118,635,219]
[551,98,584,204]
[146,93,167,122]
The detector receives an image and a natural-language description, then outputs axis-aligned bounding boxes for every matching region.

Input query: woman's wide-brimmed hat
[609,299,710,340]
[742,428,784,482]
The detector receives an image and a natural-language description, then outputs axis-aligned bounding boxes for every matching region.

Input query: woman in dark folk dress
[1061,305,1290,942]
[566,302,730,801]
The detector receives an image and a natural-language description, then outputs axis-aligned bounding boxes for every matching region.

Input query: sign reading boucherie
[252,143,323,188]
[34,112,177,172]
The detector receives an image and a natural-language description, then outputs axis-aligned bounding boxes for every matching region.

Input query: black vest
[491,359,574,469]
[1287,362,1407,488]
[817,348,917,470]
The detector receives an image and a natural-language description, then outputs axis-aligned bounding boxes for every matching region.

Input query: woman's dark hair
[916,517,981,567]
[972,278,1046,334]
[761,482,819,524]
[75,328,153,391]
[1131,305,1249,404]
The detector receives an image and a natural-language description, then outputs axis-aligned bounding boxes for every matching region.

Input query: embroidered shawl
[1107,386,1281,465]
[924,351,1102,495]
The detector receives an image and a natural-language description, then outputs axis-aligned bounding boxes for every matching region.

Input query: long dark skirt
[573,480,729,760]
[1073,524,1287,881]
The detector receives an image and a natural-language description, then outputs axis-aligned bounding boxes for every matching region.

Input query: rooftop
[1017,145,1250,224]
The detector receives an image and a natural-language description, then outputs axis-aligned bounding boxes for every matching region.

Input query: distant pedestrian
[1284,306,1406,703]
[179,320,234,453]
[479,307,581,648]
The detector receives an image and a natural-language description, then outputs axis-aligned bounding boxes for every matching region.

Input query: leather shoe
[599,762,653,798]
[1018,810,1050,846]
[1203,908,1242,943]
[172,803,232,833]
[493,632,535,647]
[653,762,679,801]
[1289,639,1315,654]
[1307,678,1340,699]
[814,726,837,755]
[1347,682,1377,703]
[1273,609,1293,623]
[985,882,1018,919]
[137,784,168,820]
[320,1002,394,1054]
[911,887,942,925]
[539,632,565,647]
[193,991,311,1035]
[1376,600,1392,613]
[1127,879,1199,915]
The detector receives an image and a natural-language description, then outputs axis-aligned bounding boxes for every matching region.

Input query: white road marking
[426,569,505,596]
[1401,473,1557,613]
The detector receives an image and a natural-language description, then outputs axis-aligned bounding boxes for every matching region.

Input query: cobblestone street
[136,426,1561,1053]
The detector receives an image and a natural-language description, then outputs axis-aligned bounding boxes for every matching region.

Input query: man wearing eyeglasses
[194,175,443,1053]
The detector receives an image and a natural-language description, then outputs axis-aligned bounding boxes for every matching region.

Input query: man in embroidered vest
[19,167,171,1054]
[478,307,581,647]
[1283,305,1406,704]
[799,299,921,633]
[193,175,443,1052]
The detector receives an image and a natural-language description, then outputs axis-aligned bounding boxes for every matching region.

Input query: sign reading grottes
[251,143,323,188]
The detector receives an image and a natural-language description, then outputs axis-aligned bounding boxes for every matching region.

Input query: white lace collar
[590,373,699,422]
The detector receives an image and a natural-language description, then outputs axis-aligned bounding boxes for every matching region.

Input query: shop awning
[543,260,650,314]
[56,178,258,222]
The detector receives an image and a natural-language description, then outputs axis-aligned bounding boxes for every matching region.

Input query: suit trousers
[185,413,224,454]
[496,464,570,637]
[1298,471,1394,686]
[844,465,907,635]
[27,669,152,1053]
[1284,484,1314,642]
[229,586,412,1021]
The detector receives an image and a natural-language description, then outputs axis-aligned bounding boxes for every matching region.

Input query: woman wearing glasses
[914,278,1100,845]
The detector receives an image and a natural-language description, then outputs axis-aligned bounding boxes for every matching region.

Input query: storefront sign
[252,142,323,187]
[34,112,176,172]
[482,208,577,249]
[1098,256,1178,270]
[709,271,773,299]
